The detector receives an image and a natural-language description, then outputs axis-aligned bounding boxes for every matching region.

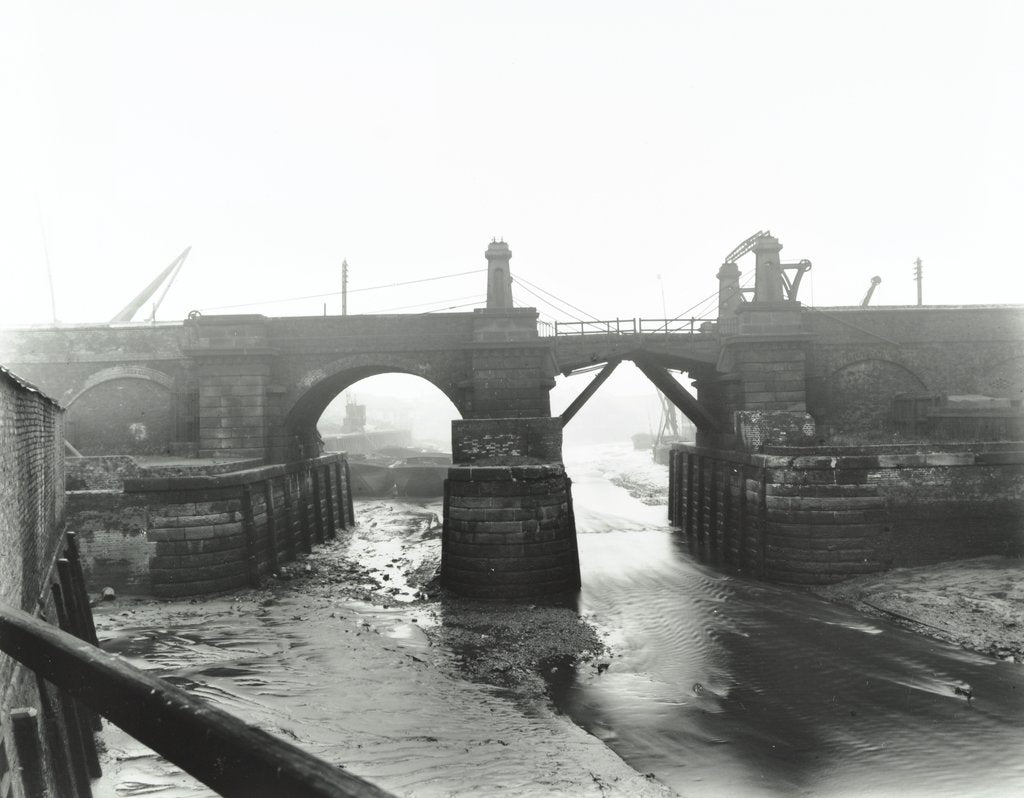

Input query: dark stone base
[441,464,581,599]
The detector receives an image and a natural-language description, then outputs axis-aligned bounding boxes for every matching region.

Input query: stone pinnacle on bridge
[485,239,514,309]
[752,234,785,303]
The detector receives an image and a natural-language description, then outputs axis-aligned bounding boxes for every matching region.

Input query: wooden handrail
[0,603,395,798]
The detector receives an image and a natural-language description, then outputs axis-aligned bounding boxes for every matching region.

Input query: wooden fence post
[50,582,102,776]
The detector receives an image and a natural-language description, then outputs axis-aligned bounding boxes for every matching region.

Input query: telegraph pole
[913,257,923,306]
[342,259,348,316]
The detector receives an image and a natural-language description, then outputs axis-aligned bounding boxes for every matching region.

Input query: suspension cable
[512,274,603,322]
[512,280,590,323]
[198,269,487,312]
[511,289,558,324]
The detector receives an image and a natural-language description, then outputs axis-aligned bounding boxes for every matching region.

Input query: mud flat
[91,498,672,798]
[809,555,1024,664]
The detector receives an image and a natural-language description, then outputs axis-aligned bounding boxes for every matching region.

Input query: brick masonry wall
[0,366,100,798]
[68,453,353,597]
[802,306,1024,437]
[668,442,1024,585]
[0,367,65,611]
[442,464,581,599]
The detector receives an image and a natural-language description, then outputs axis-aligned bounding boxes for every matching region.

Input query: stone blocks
[451,417,563,465]
[667,442,1024,586]
[66,454,353,597]
[442,463,581,599]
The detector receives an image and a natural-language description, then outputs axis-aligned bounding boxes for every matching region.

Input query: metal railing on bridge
[545,317,716,337]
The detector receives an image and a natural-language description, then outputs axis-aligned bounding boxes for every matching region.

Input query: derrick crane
[723,230,812,302]
[109,246,191,323]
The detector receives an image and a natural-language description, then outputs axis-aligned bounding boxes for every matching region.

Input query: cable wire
[512,279,592,323]
[198,269,486,312]
[364,293,484,314]
[422,298,488,313]
[512,274,603,322]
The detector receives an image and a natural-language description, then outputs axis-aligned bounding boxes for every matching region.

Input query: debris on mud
[809,556,1024,664]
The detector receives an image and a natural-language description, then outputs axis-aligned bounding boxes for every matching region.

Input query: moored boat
[390,454,452,497]
[348,455,397,496]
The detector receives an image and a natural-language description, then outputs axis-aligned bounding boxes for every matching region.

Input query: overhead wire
[422,298,488,313]
[364,293,484,314]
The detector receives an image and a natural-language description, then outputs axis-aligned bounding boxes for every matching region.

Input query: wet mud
[91,494,670,798]
[91,444,1024,798]
[808,555,1024,664]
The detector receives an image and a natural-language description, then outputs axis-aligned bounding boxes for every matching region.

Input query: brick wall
[1,366,101,798]
[69,453,353,597]
[0,366,64,611]
[668,441,1024,584]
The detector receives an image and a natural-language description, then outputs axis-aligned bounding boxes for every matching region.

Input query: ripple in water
[553,445,1024,798]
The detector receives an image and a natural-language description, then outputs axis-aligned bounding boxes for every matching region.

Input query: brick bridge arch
[63,365,179,455]
[63,364,176,407]
[277,353,471,460]
[823,358,927,436]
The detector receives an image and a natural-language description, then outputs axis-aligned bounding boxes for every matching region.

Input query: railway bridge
[2,235,1022,596]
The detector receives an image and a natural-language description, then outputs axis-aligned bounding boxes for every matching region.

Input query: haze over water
[94,444,1024,797]
[562,444,1024,798]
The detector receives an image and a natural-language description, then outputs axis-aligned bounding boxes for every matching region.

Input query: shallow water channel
[93,445,1024,797]
[562,446,1024,798]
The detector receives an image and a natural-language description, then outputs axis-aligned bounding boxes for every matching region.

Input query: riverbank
[91,497,673,798]
[808,555,1024,664]
[609,459,1024,666]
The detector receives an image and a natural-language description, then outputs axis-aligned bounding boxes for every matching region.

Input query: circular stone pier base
[441,464,581,599]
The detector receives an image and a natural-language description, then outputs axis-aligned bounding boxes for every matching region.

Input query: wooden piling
[10,708,46,798]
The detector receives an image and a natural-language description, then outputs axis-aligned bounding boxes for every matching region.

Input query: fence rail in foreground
[0,603,395,798]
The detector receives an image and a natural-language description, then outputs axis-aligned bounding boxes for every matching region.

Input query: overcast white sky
[2,0,1023,330]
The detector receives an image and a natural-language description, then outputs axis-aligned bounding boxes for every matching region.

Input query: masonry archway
[65,367,177,454]
[281,358,466,461]
[825,359,927,437]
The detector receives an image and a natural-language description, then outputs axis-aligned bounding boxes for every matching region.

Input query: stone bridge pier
[441,240,581,598]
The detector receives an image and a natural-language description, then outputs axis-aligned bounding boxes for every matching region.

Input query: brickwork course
[68,453,354,597]
[1,364,102,798]
[668,442,1024,585]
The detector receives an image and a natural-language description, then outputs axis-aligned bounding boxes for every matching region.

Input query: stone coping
[671,442,1024,470]
[123,453,346,493]
[447,464,565,481]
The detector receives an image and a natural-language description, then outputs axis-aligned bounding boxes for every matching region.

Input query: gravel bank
[808,555,1024,664]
